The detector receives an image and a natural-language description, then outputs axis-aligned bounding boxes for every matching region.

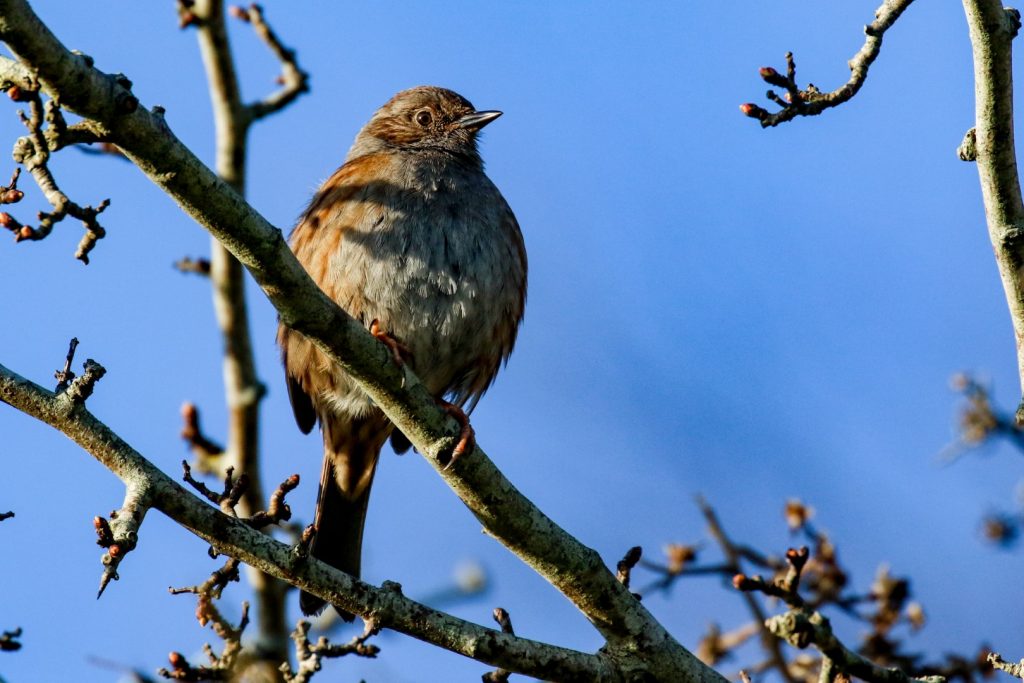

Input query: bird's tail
[300,416,387,619]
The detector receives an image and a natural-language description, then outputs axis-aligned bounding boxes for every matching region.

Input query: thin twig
[740,0,916,127]
[173,256,211,276]
[698,497,798,683]
[4,88,112,262]
[483,608,516,683]
[180,402,225,464]
[280,618,380,683]
[53,336,78,392]
[231,4,310,124]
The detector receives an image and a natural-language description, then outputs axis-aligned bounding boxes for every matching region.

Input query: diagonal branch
[0,361,620,683]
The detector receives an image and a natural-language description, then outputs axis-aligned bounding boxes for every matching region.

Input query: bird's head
[353,86,502,162]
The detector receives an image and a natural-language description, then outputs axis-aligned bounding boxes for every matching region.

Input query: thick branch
[0,362,619,683]
[961,0,1024,420]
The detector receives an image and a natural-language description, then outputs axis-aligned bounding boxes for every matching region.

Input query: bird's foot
[437,399,475,469]
[370,319,413,368]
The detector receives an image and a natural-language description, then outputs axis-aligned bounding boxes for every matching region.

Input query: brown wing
[277,153,397,430]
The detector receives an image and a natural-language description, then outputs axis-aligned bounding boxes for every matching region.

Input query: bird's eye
[414,109,433,127]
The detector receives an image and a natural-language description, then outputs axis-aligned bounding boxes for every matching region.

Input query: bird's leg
[370,319,413,367]
[436,399,475,469]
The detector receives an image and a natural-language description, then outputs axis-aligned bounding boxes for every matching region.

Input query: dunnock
[277,86,527,617]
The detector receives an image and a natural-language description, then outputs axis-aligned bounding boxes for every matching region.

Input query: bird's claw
[438,400,475,469]
[370,319,413,368]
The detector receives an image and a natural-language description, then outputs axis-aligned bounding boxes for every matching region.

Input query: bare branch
[53,336,78,392]
[161,560,251,681]
[989,652,1024,680]
[169,558,240,600]
[179,402,225,464]
[615,546,643,590]
[96,484,150,598]
[698,497,798,683]
[960,0,1024,421]
[188,0,286,654]
[766,609,944,683]
[245,473,299,529]
[695,622,759,667]
[280,618,380,683]
[481,608,517,682]
[0,361,624,681]
[0,167,23,204]
[230,4,310,123]
[181,460,241,511]
[740,0,916,127]
[4,88,112,262]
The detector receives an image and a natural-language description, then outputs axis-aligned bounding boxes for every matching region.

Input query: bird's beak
[457,110,503,131]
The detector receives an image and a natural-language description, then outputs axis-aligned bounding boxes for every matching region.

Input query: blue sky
[0,1,1020,681]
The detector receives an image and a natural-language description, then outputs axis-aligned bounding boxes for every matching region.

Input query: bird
[277,86,527,617]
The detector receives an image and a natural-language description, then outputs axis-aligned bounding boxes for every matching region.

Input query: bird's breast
[322,162,520,395]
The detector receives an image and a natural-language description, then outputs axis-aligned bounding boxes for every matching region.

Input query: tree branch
[0,361,622,682]
[765,609,944,683]
[739,0,916,127]
[960,0,1024,422]
[231,3,310,124]
[4,86,110,262]
[988,652,1024,680]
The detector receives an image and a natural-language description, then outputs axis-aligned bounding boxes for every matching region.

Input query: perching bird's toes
[437,399,476,469]
[370,319,414,368]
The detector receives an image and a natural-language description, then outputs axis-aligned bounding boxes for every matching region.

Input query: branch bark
[961,0,1024,421]
[0,363,617,682]
[0,1,721,680]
